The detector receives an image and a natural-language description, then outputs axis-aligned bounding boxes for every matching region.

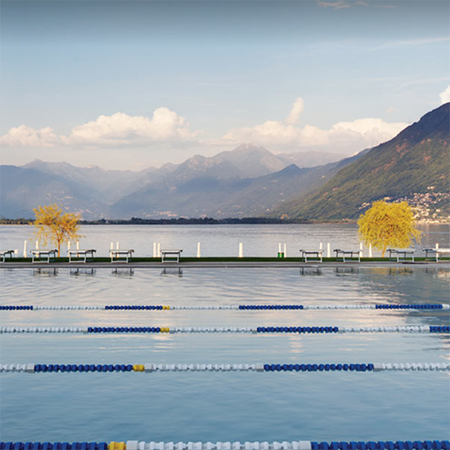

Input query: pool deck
[1,260,449,269]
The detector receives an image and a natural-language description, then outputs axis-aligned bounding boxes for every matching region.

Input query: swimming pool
[0,267,449,442]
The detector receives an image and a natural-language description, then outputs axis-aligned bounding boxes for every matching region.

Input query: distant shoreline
[0,218,357,225]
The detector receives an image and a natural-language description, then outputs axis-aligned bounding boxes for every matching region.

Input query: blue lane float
[0,304,448,311]
[1,362,450,373]
[0,444,108,450]
[1,325,450,334]
[1,441,449,450]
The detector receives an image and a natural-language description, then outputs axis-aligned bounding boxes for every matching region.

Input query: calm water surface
[0,265,449,442]
[1,223,449,257]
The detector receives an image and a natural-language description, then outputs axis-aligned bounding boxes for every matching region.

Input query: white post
[278,243,282,256]
[369,243,373,258]
[23,241,27,258]
[436,243,439,249]
[110,242,114,251]
[76,241,80,250]
[157,243,161,258]
[319,242,323,251]
[197,242,201,258]
[239,243,243,258]
[36,241,39,250]
[327,243,331,258]
[68,241,71,250]
[14,249,18,256]
[283,243,287,258]
[116,242,119,250]
[359,242,363,258]
[153,243,157,258]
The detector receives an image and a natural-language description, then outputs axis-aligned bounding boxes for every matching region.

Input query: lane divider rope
[1,304,448,311]
[1,362,450,373]
[1,441,449,450]
[1,326,449,334]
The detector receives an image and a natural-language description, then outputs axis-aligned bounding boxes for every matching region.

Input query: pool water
[0,267,449,442]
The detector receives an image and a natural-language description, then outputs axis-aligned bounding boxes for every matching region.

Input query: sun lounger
[334,249,361,263]
[387,249,415,263]
[0,250,14,263]
[68,249,96,263]
[161,249,183,263]
[424,248,450,262]
[110,249,134,263]
[31,249,58,264]
[299,249,323,263]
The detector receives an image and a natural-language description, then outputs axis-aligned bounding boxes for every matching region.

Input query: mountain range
[0,144,355,220]
[1,104,448,221]
[273,102,450,221]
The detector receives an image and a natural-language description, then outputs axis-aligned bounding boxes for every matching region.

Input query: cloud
[317,1,351,9]
[64,108,198,147]
[285,97,304,125]
[1,108,200,149]
[0,101,411,159]
[355,1,369,5]
[222,111,408,155]
[0,125,58,147]
[439,85,450,104]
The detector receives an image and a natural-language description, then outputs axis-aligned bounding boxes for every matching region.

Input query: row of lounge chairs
[0,248,182,264]
[299,248,450,263]
[0,247,448,263]
[29,249,136,264]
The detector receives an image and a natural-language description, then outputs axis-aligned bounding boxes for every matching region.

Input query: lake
[1,224,449,443]
[1,223,449,257]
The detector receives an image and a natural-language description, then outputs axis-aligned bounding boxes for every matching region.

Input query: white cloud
[0,102,411,159]
[439,85,450,104]
[0,125,58,147]
[317,1,351,9]
[0,108,200,149]
[285,97,304,125]
[64,108,198,147]
[222,114,408,155]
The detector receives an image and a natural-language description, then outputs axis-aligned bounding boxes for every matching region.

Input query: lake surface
[0,265,449,443]
[1,223,449,257]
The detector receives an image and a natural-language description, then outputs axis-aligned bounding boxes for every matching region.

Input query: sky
[1,0,449,170]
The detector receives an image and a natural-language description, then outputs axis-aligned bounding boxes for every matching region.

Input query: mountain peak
[392,102,450,145]
[236,143,256,150]
[274,103,450,221]
[233,143,269,153]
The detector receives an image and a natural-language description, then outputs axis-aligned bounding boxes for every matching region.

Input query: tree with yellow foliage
[33,204,82,257]
[358,201,421,257]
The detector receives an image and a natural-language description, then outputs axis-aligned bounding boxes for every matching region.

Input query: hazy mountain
[22,160,154,203]
[0,165,109,219]
[272,103,450,220]
[108,152,365,218]
[1,143,367,220]
[110,167,300,219]
[276,150,348,168]
[213,143,287,177]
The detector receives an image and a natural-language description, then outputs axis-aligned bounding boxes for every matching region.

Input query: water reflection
[111,268,134,278]
[70,268,96,277]
[33,268,58,277]
[436,270,450,281]
[161,268,183,277]
[335,267,359,274]
[299,266,322,276]
[388,267,414,276]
